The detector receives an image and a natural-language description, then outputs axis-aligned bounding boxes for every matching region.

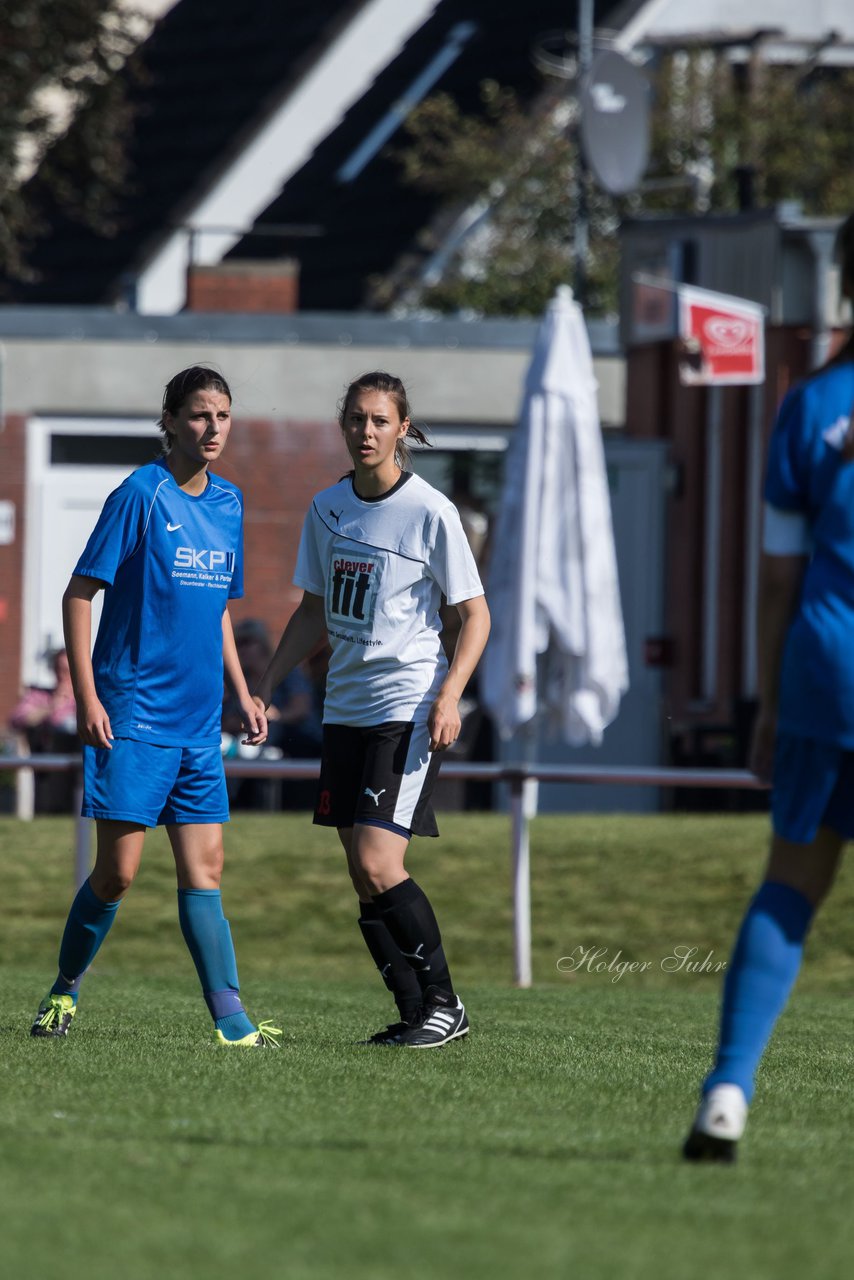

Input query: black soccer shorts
[313,720,442,837]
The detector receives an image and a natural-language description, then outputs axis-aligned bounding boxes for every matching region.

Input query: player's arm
[222,608,268,746]
[62,573,114,749]
[750,550,808,784]
[254,592,327,712]
[428,594,491,752]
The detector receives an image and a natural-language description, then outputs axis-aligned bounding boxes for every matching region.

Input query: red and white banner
[677,284,765,386]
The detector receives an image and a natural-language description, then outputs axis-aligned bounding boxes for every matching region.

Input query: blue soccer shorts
[82,738,229,826]
[313,720,443,839]
[772,731,854,843]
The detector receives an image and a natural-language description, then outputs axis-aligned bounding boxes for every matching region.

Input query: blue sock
[177,888,255,1040]
[51,879,123,1000]
[705,881,814,1102]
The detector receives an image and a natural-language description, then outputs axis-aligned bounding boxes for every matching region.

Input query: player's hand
[748,709,776,786]
[78,697,114,749]
[427,693,461,752]
[240,695,268,746]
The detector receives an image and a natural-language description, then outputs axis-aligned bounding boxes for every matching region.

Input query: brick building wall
[186,262,299,314]
[216,415,349,633]
[0,415,26,728]
[624,324,825,763]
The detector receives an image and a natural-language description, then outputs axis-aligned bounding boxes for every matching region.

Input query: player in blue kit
[255,371,490,1047]
[684,214,854,1160]
[30,366,280,1048]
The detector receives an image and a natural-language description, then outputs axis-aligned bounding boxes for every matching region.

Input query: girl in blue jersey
[255,371,490,1048]
[684,214,854,1160]
[30,366,280,1048]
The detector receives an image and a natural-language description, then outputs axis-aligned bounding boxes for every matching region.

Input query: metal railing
[0,754,762,986]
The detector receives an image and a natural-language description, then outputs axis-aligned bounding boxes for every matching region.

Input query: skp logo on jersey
[174,546,235,573]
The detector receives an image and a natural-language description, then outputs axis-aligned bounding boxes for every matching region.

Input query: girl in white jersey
[30,366,280,1049]
[256,371,490,1047]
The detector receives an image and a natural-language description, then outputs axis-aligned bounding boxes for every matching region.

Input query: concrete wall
[0,316,625,425]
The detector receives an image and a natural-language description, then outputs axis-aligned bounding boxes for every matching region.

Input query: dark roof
[230,0,616,311]
[601,0,653,36]
[7,0,617,309]
[5,0,362,304]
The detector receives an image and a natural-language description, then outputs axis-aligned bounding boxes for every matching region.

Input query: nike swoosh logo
[166,522,183,532]
[822,416,850,450]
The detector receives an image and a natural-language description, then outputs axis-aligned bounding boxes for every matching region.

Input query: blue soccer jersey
[764,361,854,745]
[74,458,244,747]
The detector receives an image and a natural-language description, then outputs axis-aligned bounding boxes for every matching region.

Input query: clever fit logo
[327,553,381,628]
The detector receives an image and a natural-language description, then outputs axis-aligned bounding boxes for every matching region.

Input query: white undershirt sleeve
[762,502,812,556]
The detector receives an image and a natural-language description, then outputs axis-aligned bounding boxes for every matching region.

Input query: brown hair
[157,366,232,453]
[826,214,854,369]
[338,371,430,471]
[836,212,854,295]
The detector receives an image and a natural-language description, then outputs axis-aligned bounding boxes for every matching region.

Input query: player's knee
[353,855,401,895]
[802,866,838,908]
[198,854,224,886]
[767,830,843,907]
[90,867,135,899]
[347,869,370,899]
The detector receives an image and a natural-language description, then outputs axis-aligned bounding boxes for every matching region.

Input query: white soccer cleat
[683,1084,748,1163]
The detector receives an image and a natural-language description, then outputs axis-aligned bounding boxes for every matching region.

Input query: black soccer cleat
[682,1128,738,1164]
[400,986,469,1048]
[356,1020,412,1046]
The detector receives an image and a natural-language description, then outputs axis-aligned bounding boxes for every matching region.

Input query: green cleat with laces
[30,994,77,1038]
[215,1019,281,1048]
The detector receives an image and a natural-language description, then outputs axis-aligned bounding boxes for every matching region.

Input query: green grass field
[2,812,853,1279]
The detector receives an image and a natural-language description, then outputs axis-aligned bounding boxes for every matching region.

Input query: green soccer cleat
[215,1019,282,1048]
[30,994,77,1038]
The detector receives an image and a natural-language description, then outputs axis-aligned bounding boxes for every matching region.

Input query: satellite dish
[580,50,650,196]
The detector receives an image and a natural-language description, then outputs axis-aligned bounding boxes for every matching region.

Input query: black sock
[372,878,453,996]
[357,902,423,1023]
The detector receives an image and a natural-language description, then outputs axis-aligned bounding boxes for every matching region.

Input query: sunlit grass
[3,812,854,1279]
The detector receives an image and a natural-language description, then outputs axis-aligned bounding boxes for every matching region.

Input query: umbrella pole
[510,773,533,987]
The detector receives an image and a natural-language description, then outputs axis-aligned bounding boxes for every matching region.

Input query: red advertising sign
[677,285,765,386]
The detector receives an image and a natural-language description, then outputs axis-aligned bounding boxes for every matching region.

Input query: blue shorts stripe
[357,817,412,840]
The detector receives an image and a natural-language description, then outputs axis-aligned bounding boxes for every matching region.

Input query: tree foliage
[382,53,854,318]
[0,0,139,279]
[373,81,618,318]
[647,50,854,215]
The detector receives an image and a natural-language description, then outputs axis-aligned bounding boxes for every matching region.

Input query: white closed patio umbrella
[482,285,628,984]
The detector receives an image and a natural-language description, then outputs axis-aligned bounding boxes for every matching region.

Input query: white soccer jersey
[294,472,484,726]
